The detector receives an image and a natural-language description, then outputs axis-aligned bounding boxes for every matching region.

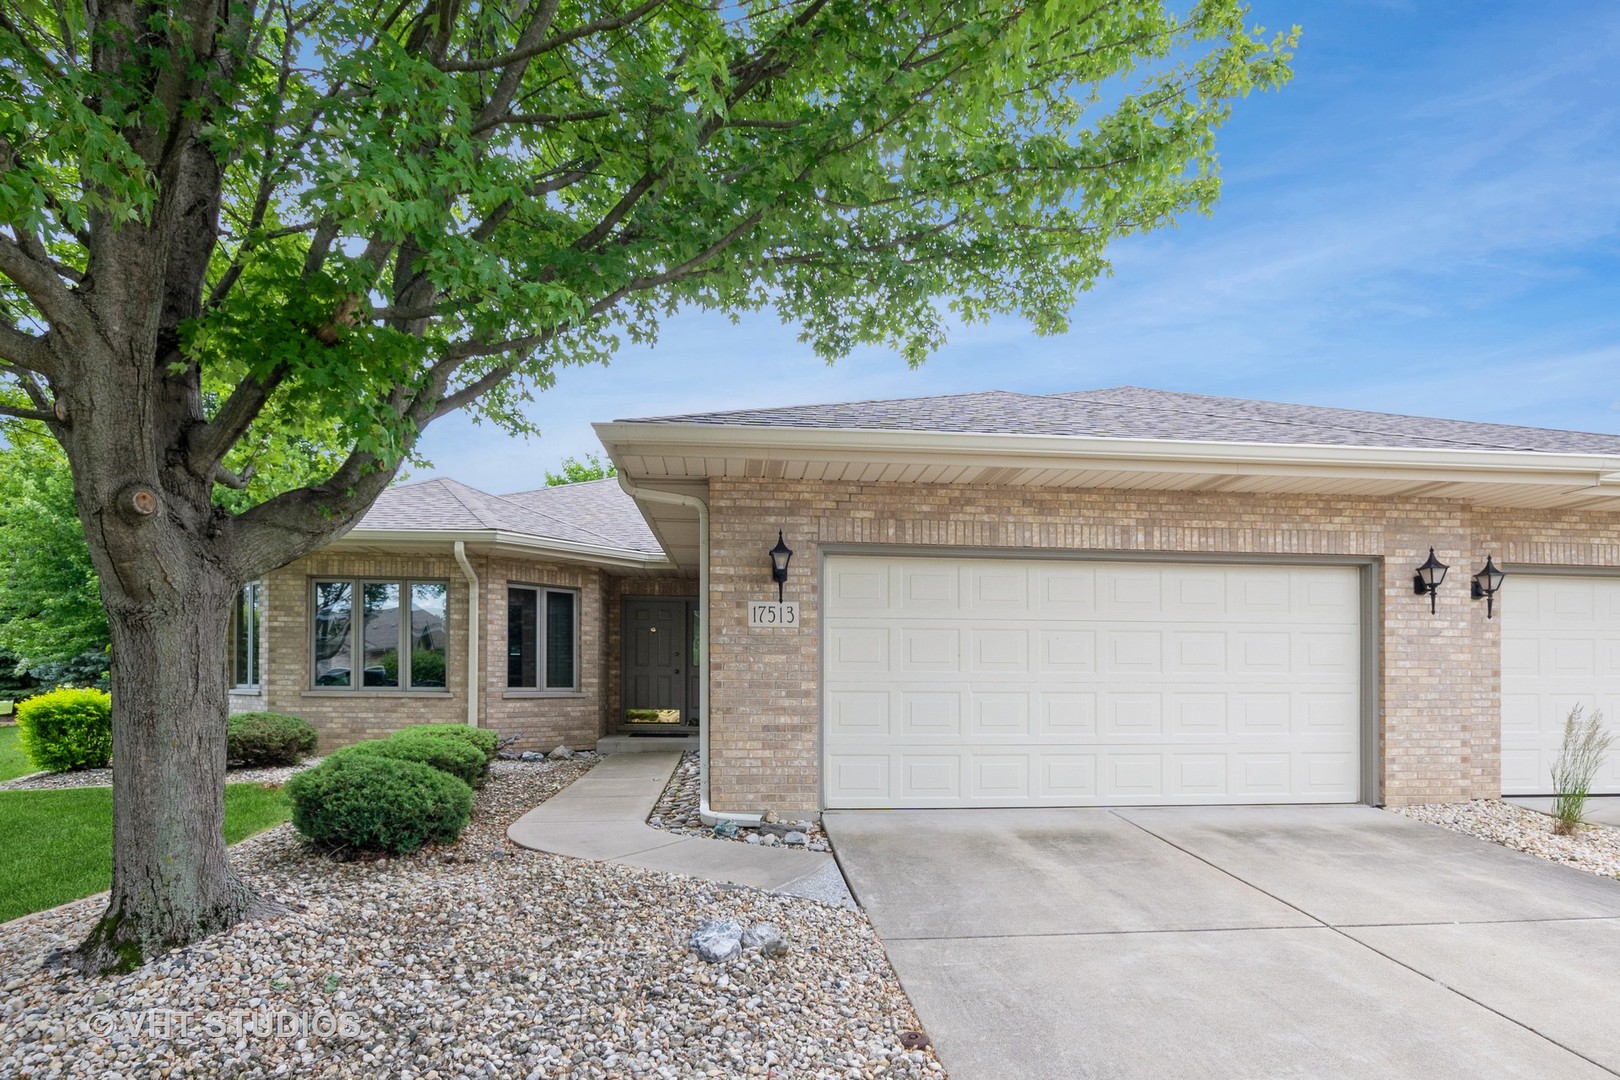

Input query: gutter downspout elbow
[453,541,480,728]
[616,474,760,828]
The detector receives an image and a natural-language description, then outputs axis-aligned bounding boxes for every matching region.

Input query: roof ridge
[1060,387,1620,452]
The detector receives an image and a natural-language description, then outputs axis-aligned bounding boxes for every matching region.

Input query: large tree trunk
[75,551,267,973]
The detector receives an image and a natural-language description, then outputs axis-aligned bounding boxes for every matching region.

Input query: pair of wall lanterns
[1414,549,1506,617]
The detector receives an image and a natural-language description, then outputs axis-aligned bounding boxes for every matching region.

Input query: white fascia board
[593,421,1620,490]
[330,527,671,569]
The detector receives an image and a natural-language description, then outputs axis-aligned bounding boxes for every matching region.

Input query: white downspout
[453,541,480,728]
[616,474,761,828]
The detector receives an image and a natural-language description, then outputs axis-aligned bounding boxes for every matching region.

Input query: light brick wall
[259,552,472,749]
[704,476,1620,816]
[479,555,607,751]
[256,551,621,752]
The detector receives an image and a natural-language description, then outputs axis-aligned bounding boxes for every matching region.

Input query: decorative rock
[757,823,793,838]
[546,745,575,761]
[519,750,545,762]
[740,922,788,958]
[712,820,741,839]
[744,833,762,845]
[690,919,743,963]
[783,831,809,847]
[762,809,780,824]
[762,834,781,847]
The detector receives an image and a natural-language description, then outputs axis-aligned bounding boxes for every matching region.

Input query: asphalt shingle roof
[620,386,1620,455]
[354,477,660,555]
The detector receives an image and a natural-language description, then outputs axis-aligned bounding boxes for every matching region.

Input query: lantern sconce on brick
[1413,548,1449,614]
[769,531,794,603]
[1471,555,1506,618]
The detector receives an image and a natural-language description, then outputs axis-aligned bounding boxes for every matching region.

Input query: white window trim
[506,584,581,692]
[309,577,451,692]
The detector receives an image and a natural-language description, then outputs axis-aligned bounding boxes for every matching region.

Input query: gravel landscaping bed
[0,759,943,1079]
[648,753,832,853]
[0,759,324,792]
[1392,799,1620,880]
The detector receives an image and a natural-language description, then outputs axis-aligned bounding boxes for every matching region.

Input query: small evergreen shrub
[394,723,500,767]
[286,753,473,853]
[227,712,319,767]
[338,731,486,788]
[15,687,112,771]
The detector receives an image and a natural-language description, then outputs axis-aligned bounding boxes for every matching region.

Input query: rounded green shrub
[286,753,473,853]
[227,712,319,767]
[394,723,500,767]
[15,687,112,771]
[338,731,486,788]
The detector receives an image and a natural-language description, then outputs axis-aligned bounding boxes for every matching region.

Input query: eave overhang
[594,420,1620,570]
[329,527,672,571]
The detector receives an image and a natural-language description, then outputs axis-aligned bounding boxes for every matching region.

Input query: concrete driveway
[824,805,1620,1080]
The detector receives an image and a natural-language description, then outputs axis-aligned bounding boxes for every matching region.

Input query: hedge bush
[15,687,112,771]
[394,724,500,767]
[337,732,486,788]
[286,753,473,853]
[227,712,319,767]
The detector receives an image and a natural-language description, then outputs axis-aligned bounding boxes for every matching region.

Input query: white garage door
[822,555,1363,808]
[1501,575,1620,795]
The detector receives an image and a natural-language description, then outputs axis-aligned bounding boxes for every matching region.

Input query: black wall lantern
[1413,548,1449,614]
[1471,555,1506,618]
[769,531,793,602]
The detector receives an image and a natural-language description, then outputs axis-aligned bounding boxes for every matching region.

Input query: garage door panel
[824,556,1363,808]
[1501,575,1620,795]
[1104,631,1163,672]
[826,561,890,612]
[1039,630,1096,670]
[1039,693,1098,734]
[969,628,1031,672]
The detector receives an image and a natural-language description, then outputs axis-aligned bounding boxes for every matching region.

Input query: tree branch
[186,367,291,477]
[0,233,87,337]
[439,0,665,73]
[0,323,55,376]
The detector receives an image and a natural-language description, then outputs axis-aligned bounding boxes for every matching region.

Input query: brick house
[234,387,1620,820]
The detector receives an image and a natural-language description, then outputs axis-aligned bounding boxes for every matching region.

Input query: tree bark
[77,578,266,973]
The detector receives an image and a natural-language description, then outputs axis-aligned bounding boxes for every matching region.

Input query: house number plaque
[748,601,800,628]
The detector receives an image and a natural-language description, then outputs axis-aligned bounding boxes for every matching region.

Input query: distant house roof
[351,476,662,559]
[620,386,1620,455]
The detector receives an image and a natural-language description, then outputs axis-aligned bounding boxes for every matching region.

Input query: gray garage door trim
[1500,564,1620,796]
[817,546,1382,809]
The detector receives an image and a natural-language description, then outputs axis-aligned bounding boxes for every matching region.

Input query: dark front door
[622,597,697,729]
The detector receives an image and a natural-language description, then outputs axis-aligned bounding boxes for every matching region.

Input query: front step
[596,733,699,754]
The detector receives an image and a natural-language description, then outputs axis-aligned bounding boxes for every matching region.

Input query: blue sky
[418,1,1620,493]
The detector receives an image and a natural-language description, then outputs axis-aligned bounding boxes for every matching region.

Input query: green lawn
[0,725,32,782]
[0,783,291,923]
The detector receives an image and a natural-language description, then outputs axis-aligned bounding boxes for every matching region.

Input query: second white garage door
[1500,574,1620,795]
[822,555,1363,808]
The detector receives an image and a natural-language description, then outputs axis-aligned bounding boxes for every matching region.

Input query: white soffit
[595,423,1620,570]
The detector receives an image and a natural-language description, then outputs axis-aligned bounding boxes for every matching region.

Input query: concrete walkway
[508,752,849,903]
[828,805,1620,1080]
[1507,794,1620,827]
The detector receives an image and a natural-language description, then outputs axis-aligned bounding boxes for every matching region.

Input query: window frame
[505,583,581,693]
[229,580,261,691]
[307,576,451,693]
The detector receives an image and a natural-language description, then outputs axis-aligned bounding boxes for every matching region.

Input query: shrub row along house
[231,387,1620,818]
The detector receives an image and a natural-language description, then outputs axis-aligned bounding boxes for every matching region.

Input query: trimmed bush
[227,712,319,767]
[286,753,473,853]
[15,687,112,771]
[394,724,500,767]
[337,732,486,788]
